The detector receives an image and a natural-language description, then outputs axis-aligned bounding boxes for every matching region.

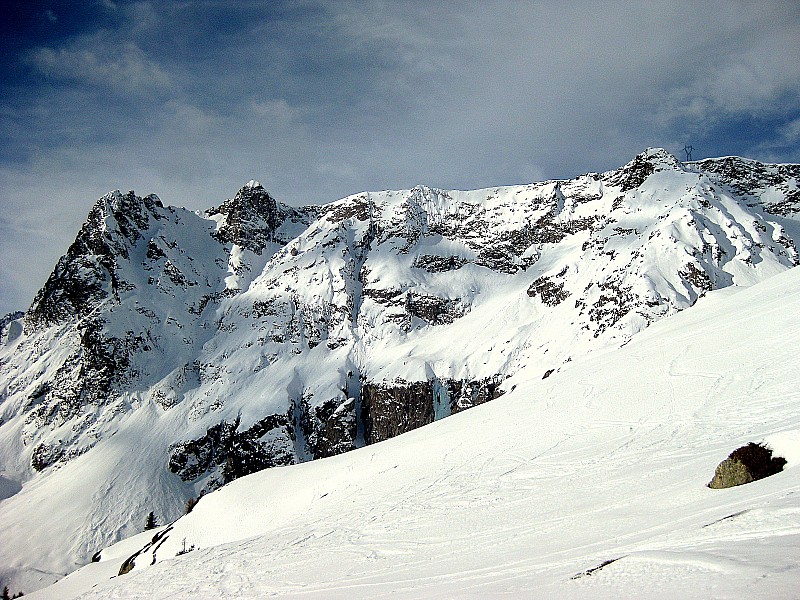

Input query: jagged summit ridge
[207,181,284,253]
[2,149,800,593]
[24,190,167,331]
[602,147,684,191]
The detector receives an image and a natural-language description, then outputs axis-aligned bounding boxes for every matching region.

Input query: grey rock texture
[708,442,787,489]
[708,458,755,489]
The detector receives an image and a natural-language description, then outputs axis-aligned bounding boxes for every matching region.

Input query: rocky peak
[0,311,24,345]
[694,156,771,183]
[695,155,799,190]
[87,190,164,245]
[639,146,682,165]
[603,147,682,191]
[694,156,800,215]
[24,190,164,331]
[207,181,284,254]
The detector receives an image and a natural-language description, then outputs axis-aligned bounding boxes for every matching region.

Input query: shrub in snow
[144,511,157,530]
[1,585,24,598]
[708,442,787,489]
[185,496,200,514]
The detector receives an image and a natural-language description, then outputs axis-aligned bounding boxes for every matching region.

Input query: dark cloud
[1,0,799,313]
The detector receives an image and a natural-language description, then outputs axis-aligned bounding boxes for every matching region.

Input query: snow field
[5,151,800,594]
[31,265,800,599]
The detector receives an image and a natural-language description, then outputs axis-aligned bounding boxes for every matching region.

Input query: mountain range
[1,148,800,595]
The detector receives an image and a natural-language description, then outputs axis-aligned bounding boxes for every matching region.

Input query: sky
[1,0,799,315]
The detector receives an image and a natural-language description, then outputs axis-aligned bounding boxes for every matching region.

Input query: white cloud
[781,118,800,144]
[26,39,171,94]
[2,0,799,314]
[250,99,299,127]
[662,20,800,125]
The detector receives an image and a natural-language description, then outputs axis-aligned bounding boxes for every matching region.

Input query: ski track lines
[29,269,800,599]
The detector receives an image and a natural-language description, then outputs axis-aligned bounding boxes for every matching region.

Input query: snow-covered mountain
[29,239,800,600]
[1,149,800,593]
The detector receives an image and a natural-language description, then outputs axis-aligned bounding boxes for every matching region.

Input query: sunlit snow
[2,150,800,597]
[30,266,800,599]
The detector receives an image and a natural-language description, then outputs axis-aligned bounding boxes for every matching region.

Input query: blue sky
[1,0,799,314]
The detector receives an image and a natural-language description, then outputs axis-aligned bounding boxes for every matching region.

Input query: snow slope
[3,149,800,594]
[32,261,800,599]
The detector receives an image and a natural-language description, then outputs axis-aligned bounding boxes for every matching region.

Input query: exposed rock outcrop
[362,377,504,444]
[707,442,787,489]
[303,397,358,459]
[207,181,314,253]
[0,311,24,345]
[412,254,467,272]
[168,413,294,494]
[527,267,570,306]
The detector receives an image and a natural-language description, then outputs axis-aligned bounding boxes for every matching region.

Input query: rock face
[527,267,570,306]
[206,180,318,254]
[361,376,504,443]
[3,149,800,591]
[708,442,787,489]
[708,458,755,489]
[0,312,23,345]
[168,413,294,494]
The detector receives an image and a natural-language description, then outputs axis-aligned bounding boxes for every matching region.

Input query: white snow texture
[0,148,799,598]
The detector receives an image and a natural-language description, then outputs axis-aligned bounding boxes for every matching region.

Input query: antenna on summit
[683,144,694,162]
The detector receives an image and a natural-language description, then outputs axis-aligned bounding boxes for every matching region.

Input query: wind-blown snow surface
[32,266,800,599]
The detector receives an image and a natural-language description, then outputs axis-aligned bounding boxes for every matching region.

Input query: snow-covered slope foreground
[33,261,800,599]
[2,149,800,593]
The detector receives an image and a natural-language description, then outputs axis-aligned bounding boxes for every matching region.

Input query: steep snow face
[196,148,800,449]
[0,184,315,592]
[34,259,800,600]
[1,150,800,593]
[1,184,314,467]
